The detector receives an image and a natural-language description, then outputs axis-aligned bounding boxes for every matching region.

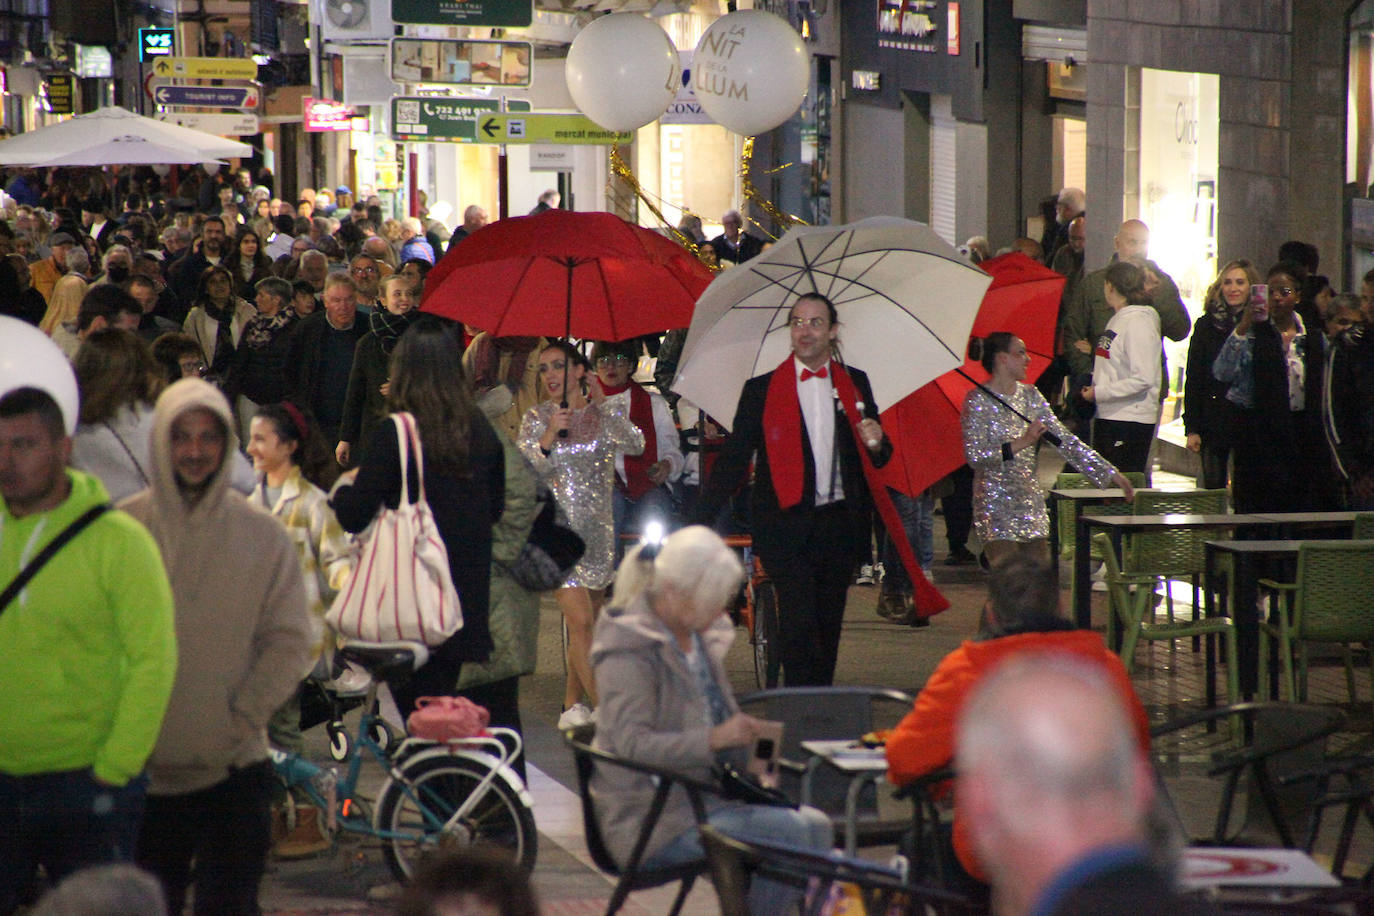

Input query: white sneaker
[855,564,876,586]
[558,703,594,730]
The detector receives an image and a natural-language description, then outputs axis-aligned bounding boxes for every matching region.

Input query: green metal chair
[1353,513,1374,539]
[1052,470,1147,562]
[1257,541,1374,720]
[1097,531,1240,706]
[1122,488,1231,628]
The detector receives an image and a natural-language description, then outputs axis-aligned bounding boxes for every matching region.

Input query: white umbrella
[671,217,992,431]
[38,135,226,168]
[0,105,250,166]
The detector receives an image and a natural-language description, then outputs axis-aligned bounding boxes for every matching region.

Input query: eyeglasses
[595,355,632,367]
[1272,286,1295,297]
[179,360,207,377]
[351,265,378,275]
[790,317,829,329]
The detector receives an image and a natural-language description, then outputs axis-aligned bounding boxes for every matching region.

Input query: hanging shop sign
[42,73,75,114]
[304,97,355,131]
[390,39,532,88]
[139,28,176,61]
[391,0,531,28]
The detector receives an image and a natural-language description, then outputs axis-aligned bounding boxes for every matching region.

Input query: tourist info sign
[389,97,530,143]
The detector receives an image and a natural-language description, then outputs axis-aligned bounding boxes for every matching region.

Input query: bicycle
[271,641,537,881]
[726,534,781,689]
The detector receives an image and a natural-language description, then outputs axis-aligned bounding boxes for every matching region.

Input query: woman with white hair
[590,525,832,915]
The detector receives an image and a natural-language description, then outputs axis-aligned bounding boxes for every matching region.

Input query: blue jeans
[644,803,833,915]
[881,487,934,591]
[0,768,148,913]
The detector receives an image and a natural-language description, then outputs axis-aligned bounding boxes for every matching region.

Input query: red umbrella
[420,209,714,342]
[877,252,1064,497]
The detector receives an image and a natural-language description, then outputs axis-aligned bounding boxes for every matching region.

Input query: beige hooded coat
[121,379,313,795]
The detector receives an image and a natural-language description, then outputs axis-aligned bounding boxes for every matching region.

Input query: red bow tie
[799,366,829,381]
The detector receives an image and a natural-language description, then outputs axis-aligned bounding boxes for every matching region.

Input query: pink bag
[407,696,490,742]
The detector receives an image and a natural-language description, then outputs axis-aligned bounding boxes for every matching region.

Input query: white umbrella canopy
[39,135,227,168]
[0,105,250,166]
[671,217,992,431]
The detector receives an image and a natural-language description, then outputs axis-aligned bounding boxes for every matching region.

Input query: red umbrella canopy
[877,252,1066,497]
[420,209,714,342]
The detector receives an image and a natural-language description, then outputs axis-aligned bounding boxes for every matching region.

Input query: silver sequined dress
[961,383,1117,543]
[519,400,645,589]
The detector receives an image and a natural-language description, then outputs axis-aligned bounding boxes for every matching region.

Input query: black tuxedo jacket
[695,365,891,571]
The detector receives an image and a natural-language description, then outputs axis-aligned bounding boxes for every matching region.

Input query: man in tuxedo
[694,293,890,686]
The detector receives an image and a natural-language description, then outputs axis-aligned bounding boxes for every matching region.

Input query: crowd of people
[5,160,1373,913]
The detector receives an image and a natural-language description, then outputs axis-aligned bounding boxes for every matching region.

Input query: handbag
[716,762,795,809]
[406,696,490,742]
[504,485,585,592]
[325,413,463,647]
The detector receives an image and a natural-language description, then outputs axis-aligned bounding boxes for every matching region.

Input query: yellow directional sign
[151,56,258,81]
[474,113,632,146]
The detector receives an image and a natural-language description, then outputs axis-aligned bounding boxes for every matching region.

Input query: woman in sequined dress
[961,332,1134,568]
[519,340,644,728]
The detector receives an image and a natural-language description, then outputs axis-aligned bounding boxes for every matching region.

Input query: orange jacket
[884,629,1151,881]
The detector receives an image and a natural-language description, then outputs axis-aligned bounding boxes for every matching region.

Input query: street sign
[156,111,261,136]
[390,38,531,88]
[151,57,258,81]
[42,73,75,115]
[475,113,631,146]
[392,0,531,28]
[139,27,175,61]
[152,82,260,109]
[389,96,531,143]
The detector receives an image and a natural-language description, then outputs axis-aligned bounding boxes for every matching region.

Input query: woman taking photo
[591,526,832,916]
[331,317,505,716]
[1213,261,1323,512]
[1079,260,1164,476]
[248,402,352,749]
[962,332,1133,568]
[1184,259,1258,489]
[183,264,255,381]
[518,340,644,730]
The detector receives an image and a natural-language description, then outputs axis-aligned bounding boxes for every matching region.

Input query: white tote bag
[326,412,463,646]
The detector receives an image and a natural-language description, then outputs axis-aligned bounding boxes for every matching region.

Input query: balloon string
[609,143,720,272]
[740,136,808,240]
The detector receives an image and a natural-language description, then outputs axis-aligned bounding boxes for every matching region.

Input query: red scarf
[603,380,659,499]
[762,356,948,617]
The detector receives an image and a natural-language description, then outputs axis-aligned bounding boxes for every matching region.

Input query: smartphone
[1250,284,1269,322]
[746,720,784,789]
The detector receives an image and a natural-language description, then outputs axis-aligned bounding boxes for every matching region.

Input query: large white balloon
[692,10,809,136]
[0,316,79,435]
[566,13,680,133]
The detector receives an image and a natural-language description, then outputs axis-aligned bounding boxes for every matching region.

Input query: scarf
[602,380,659,499]
[370,308,419,355]
[468,334,540,392]
[240,308,295,350]
[761,356,948,616]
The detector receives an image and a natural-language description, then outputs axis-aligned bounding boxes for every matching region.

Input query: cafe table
[799,739,890,857]
[1203,539,1309,699]
[1070,512,1271,630]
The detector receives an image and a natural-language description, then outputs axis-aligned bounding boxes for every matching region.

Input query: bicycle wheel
[752,580,781,688]
[377,754,537,881]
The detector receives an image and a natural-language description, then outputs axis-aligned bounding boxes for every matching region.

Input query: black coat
[709,232,763,265]
[332,414,505,665]
[284,311,368,425]
[694,365,891,572]
[1183,313,1235,443]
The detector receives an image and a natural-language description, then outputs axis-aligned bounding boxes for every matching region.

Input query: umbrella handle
[954,368,1062,448]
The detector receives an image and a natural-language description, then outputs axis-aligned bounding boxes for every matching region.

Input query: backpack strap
[0,504,111,616]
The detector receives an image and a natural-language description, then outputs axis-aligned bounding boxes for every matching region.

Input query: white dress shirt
[796,361,838,505]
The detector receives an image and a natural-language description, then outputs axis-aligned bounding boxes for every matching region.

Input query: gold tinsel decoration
[609,143,717,271]
[739,136,809,238]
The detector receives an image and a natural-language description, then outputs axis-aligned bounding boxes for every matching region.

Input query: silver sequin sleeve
[961,383,1117,543]
[518,400,645,589]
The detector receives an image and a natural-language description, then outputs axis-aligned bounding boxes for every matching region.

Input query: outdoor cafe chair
[1123,487,1231,632]
[1097,531,1240,707]
[564,732,715,916]
[1257,541,1374,722]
